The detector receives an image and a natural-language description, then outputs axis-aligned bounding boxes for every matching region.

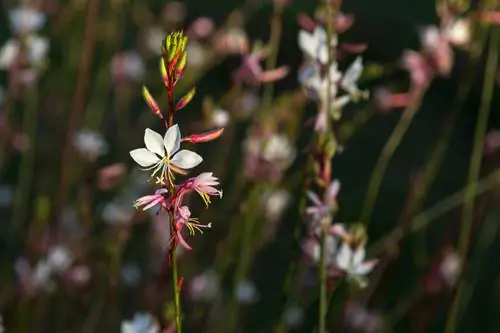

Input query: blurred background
[1,0,500,332]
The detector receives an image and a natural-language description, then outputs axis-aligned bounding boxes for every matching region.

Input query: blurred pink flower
[133,188,169,211]
[306,179,340,225]
[187,17,215,40]
[213,28,248,55]
[161,2,187,25]
[374,88,409,113]
[233,50,289,85]
[484,129,500,155]
[98,163,125,190]
[401,50,436,90]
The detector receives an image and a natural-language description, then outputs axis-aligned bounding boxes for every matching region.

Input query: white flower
[73,130,109,158]
[0,35,49,69]
[236,280,259,304]
[47,246,73,272]
[335,243,377,288]
[443,19,470,46]
[186,41,207,68]
[9,8,46,33]
[129,125,203,184]
[263,189,290,221]
[211,108,230,127]
[341,57,364,95]
[262,133,296,167]
[32,260,55,291]
[298,27,337,64]
[299,61,342,104]
[145,27,165,55]
[111,51,145,81]
[439,251,461,287]
[121,313,160,333]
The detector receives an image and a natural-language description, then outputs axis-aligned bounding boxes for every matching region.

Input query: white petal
[171,150,203,169]
[352,247,366,266]
[298,30,316,58]
[144,128,165,156]
[0,39,19,68]
[353,260,378,276]
[164,124,181,156]
[335,243,352,270]
[130,148,160,167]
[341,57,363,93]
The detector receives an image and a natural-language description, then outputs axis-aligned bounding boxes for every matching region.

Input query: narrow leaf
[175,87,196,111]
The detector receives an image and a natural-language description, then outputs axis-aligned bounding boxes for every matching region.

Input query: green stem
[445,26,500,333]
[227,184,263,332]
[261,0,284,110]
[318,226,328,333]
[368,168,500,256]
[12,88,39,235]
[360,90,425,225]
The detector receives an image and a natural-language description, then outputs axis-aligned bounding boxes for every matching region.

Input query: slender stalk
[55,0,100,218]
[261,0,284,110]
[12,88,39,235]
[166,75,182,332]
[367,168,500,256]
[360,89,425,225]
[318,1,336,332]
[445,26,500,333]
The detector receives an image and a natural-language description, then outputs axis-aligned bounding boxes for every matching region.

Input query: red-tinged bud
[178,277,184,291]
[182,128,224,143]
[175,87,196,111]
[142,86,162,117]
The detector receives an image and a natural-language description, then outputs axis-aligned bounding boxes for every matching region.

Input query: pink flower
[233,50,289,85]
[98,163,125,190]
[401,50,436,90]
[187,17,215,40]
[174,206,211,250]
[374,88,409,113]
[133,188,169,211]
[305,179,341,225]
[188,172,223,206]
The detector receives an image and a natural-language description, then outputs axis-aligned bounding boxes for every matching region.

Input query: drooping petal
[171,150,203,169]
[353,259,378,276]
[144,128,165,156]
[164,124,181,156]
[341,57,363,94]
[306,190,322,206]
[335,243,352,271]
[130,148,161,167]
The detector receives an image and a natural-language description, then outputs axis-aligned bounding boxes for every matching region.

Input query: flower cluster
[129,31,224,252]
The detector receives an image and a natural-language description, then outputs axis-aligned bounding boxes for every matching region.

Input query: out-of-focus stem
[445,26,500,333]
[55,0,99,219]
[12,88,39,235]
[360,89,425,225]
[261,0,284,110]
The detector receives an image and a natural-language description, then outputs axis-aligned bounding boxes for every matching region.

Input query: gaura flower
[306,179,340,225]
[298,26,337,64]
[233,49,289,85]
[129,125,203,185]
[334,243,378,288]
[187,172,223,206]
[133,188,169,211]
[174,206,212,250]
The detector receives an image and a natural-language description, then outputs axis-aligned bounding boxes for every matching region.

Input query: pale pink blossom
[174,206,211,250]
[374,88,409,113]
[233,50,289,85]
[187,17,215,40]
[133,188,169,211]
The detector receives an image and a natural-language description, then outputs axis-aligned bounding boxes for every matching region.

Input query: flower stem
[360,89,425,225]
[261,0,284,110]
[12,87,39,235]
[166,75,183,333]
[445,25,500,333]
[318,224,328,333]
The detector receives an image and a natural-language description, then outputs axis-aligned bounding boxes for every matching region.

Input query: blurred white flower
[111,51,145,82]
[236,280,259,304]
[186,42,207,68]
[283,304,304,329]
[9,7,47,34]
[341,57,364,95]
[443,19,470,46]
[145,27,165,55]
[298,27,337,64]
[121,263,142,286]
[121,313,160,333]
[189,269,220,301]
[0,35,49,69]
[262,133,296,167]
[32,260,55,292]
[47,246,73,273]
[211,108,230,127]
[263,189,290,222]
[73,130,109,159]
[440,251,461,287]
[236,89,260,117]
